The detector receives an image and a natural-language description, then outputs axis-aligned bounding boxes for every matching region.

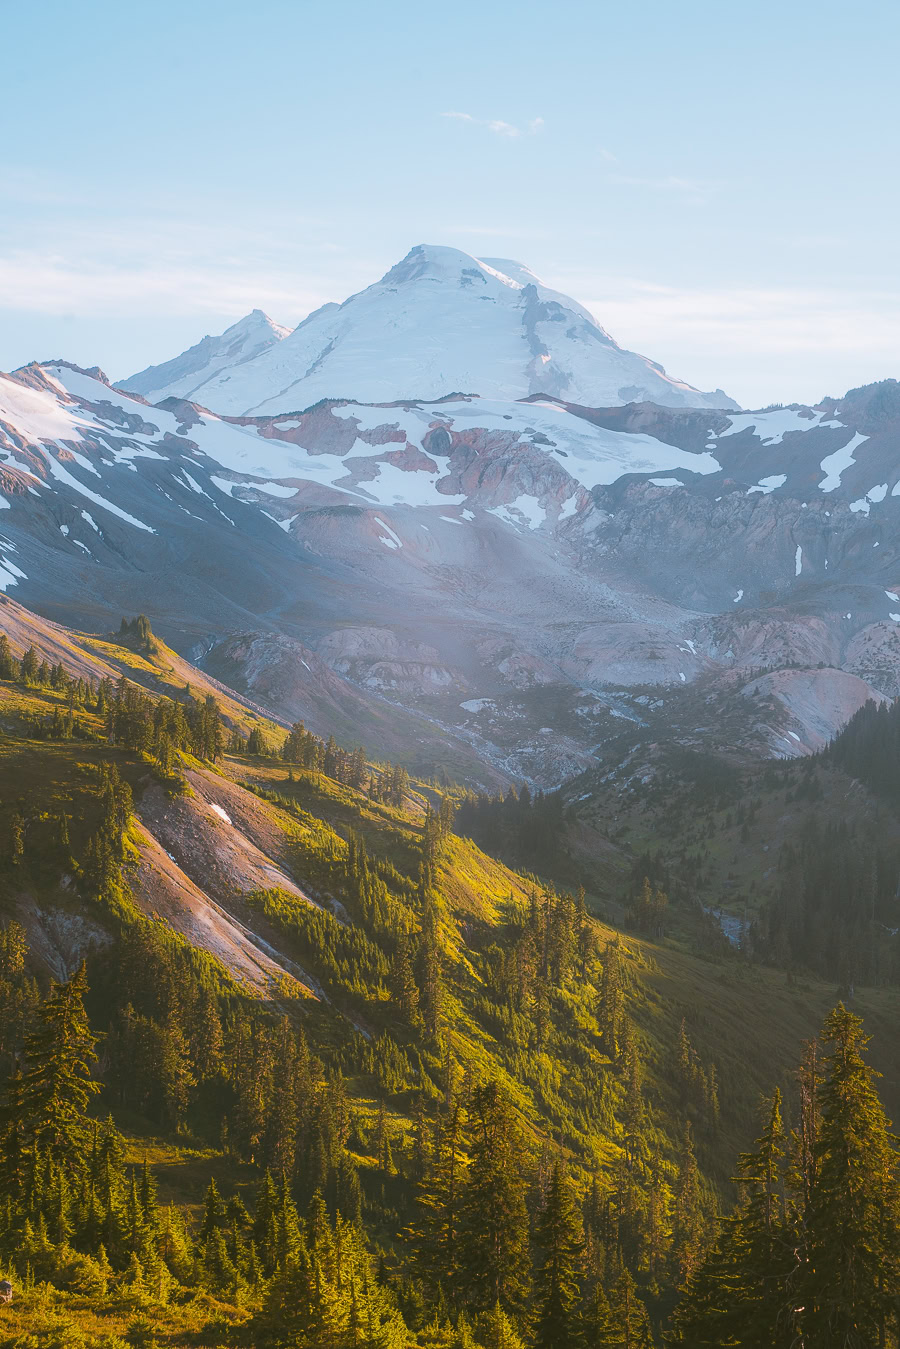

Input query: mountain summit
[122,245,738,414]
[124,307,291,405]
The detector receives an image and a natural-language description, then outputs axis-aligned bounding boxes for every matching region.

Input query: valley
[1,246,899,1347]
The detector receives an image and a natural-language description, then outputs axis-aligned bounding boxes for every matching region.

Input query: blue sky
[2,0,899,407]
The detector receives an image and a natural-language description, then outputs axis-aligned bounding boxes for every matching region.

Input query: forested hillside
[0,609,898,1347]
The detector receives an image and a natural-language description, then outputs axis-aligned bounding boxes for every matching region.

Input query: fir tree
[799,1004,900,1347]
[0,634,17,680]
[533,1163,585,1349]
[457,1082,532,1321]
[670,1091,796,1347]
[18,962,100,1164]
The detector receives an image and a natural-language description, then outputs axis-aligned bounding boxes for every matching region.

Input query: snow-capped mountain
[3,357,900,777]
[122,246,737,415]
[124,308,291,405]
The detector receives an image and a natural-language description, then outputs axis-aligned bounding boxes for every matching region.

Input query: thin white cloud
[0,248,329,324]
[597,146,618,163]
[442,112,544,139]
[576,275,900,354]
[565,272,900,404]
[486,120,519,139]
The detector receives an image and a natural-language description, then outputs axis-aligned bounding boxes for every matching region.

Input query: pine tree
[533,1163,585,1349]
[199,1177,227,1242]
[581,1280,617,1347]
[0,634,17,680]
[599,940,624,1060]
[457,1082,532,1321]
[417,903,446,1039]
[670,1091,796,1347]
[608,1268,654,1348]
[20,645,39,684]
[475,1301,526,1349]
[390,937,422,1028]
[799,1004,900,1347]
[410,1100,467,1295]
[18,962,100,1164]
[671,1122,704,1288]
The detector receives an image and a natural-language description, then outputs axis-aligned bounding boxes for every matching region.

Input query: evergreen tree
[18,962,100,1164]
[670,1091,796,1347]
[0,634,17,680]
[457,1082,532,1322]
[608,1268,654,1348]
[533,1163,585,1349]
[799,1004,900,1347]
[20,645,39,684]
[599,940,624,1061]
[390,936,422,1028]
[671,1122,704,1288]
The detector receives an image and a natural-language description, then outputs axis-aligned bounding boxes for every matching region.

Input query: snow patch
[719,408,820,445]
[374,516,403,549]
[819,432,868,491]
[748,473,787,495]
[488,494,546,530]
[43,451,155,532]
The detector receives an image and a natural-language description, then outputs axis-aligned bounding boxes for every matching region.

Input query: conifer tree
[0,634,17,680]
[390,936,422,1028]
[670,1091,796,1347]
[475,1301,526,1349]
[671,1122,704,1288]
[199,1178,227,1242]
[799,1004,900,1347]
[608,1268,654,1348]
[20,645,39,684]
[8,812,25,867]
[533,1163,585,1349]
[457,1082,532,1321]
[411,1099,466,1296]
[599,940,624,1060]
[19,962,100,1164]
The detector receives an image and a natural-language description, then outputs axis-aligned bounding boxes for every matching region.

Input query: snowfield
[121,245,738,416]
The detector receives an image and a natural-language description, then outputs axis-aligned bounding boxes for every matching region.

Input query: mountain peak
[378,244,520,289]
[123,308,292,404]
[121,246,739,414]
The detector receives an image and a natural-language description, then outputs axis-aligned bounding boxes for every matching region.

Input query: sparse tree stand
[670,1004,900,1349]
